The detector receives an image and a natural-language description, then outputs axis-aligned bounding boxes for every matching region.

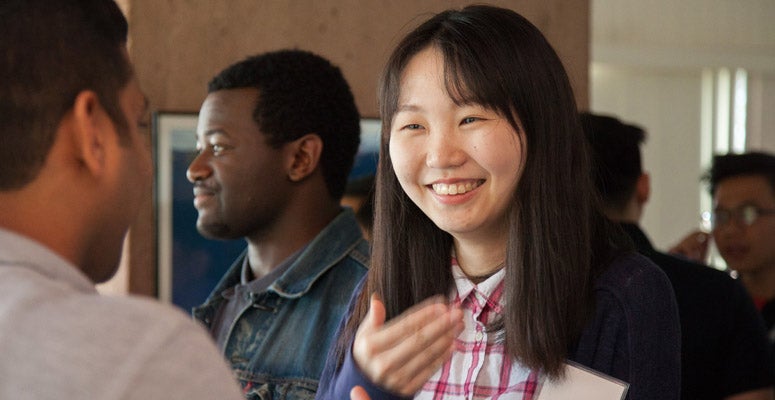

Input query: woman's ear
[286,133,323,182]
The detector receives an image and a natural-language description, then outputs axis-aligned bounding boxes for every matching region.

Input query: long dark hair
[337,5,623,378]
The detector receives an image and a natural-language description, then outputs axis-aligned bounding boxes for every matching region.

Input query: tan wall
[122,0,590,296]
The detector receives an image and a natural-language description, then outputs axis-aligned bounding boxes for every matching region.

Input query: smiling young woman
[315,5,681,400]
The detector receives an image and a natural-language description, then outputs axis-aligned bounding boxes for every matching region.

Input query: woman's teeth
[431,181,480,195]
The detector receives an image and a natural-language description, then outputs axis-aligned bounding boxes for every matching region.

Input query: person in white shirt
[0,1,243,398]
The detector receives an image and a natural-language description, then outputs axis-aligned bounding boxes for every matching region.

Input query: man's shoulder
[595,251,671,293]
[342,236,370,268]
[311,210,369,266]
[297,211,370,273]
[46,289,207,343]
[622,222,737,292]
[0,270,242,399]
[647,250,739,295]
[591,252,680,325]
[0,266,205,345]
[314,234,369,282]
[95,293,200,326]
[271,231,368,298]
[7,299,242,399]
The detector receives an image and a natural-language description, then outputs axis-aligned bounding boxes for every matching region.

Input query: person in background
[342,174,376,240]
[316,6,680,400]
[583,112,774,400]
[673,152,775,342]
[0,1,243,399]
[187,50,369,399]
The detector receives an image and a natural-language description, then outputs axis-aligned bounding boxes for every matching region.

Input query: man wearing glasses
[673,153,775,322]
[705,153,775,338]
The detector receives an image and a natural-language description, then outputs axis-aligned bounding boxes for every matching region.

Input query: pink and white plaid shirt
[415,259,539,400]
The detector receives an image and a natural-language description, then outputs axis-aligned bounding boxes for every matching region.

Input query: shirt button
[475,331,483,342]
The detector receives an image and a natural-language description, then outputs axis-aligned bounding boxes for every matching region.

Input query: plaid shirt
[416,260,539,400]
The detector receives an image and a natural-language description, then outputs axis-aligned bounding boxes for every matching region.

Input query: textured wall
[122,0,590,296]
[129,1,589,116]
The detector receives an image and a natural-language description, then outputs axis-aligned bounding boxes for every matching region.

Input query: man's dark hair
[581,112,646,212]
[0,0,132,189]
[707,151,775,195]
[208,50,361,200]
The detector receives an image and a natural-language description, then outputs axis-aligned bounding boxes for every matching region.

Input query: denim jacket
[193,209,369,400]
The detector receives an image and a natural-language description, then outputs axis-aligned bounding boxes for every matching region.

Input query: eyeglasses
[710,204,775,229]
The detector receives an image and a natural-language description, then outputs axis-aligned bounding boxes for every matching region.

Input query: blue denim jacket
[193,209,369,400]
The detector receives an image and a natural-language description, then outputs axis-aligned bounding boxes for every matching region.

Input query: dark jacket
[622,223,774,398]
[315,251,681,400]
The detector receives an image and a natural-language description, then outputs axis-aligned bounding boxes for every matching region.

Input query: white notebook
[535,362,629,400]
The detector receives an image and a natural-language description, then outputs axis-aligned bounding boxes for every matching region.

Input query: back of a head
[708,151,775,195]
[207,49,361,200]
[0,0,132,190]
[581,112,646,212]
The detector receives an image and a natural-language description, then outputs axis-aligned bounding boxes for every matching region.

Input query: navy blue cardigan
[315,252,681,400]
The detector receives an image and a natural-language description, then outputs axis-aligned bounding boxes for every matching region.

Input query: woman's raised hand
[352,293,464,396]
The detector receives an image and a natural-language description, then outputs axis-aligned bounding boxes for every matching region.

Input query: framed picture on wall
[349,118,381,180]
[153,112,245,312]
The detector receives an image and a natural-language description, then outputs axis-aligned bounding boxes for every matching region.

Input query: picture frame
[153,112,244,311]
[153,112,382,311]
[350,118,381,180]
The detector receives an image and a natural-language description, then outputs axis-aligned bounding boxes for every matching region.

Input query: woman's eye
[404,123,422,130]
[461,117,479,125]
[211,144,225,155]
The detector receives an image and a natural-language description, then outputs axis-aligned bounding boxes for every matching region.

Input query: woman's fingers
[354,294,449,359]
[402,335,459,392]
[352,293,464,396]
[377,305,463,371]
[355,293,387,339]
[379,308,464,394]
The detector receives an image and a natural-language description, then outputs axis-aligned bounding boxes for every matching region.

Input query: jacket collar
[270,209,367,298]
[208,209,367,300]
[619,222,657,255]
